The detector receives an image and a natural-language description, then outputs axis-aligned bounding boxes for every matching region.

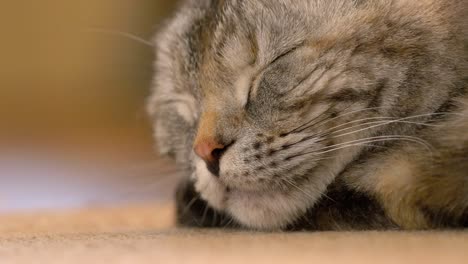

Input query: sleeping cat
[147,0,468,230]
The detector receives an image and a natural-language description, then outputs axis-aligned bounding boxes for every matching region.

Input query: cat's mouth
[214,135,326,191]
[194,158,325,230]
[192,133,336,229]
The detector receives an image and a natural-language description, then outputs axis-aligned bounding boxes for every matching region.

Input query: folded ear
[146,92,198,164]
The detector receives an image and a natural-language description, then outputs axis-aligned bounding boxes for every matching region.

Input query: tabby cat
[147,0,468,230]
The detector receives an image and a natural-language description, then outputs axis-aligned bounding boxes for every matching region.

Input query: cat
[147,0,468,231]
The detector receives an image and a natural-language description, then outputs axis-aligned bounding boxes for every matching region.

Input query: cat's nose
[193,139,226,177]
[194,139,225,162]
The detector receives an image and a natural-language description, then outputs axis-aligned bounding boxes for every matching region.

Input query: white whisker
[299,106,385,133]
[282,177,334,202]
[284,135,434,163]
[323,112,451,140]
[85,27,154,47]
[201,202,210,225]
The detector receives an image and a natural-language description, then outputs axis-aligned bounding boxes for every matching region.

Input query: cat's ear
[146,92,198,163]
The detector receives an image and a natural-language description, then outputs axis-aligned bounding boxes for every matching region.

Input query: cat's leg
[345,139,468,229]
[349,148,436,229]
[286,178,398,231]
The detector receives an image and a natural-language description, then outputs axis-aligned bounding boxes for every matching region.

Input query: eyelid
[269,45,301,65]
[244,44,304,109]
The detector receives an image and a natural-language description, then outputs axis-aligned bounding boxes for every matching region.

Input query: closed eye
[269,45,301,65]
[244,44,304,109]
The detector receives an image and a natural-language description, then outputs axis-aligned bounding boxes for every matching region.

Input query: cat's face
[148,0,463,229]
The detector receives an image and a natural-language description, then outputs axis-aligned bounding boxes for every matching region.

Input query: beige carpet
[1,204,467,264]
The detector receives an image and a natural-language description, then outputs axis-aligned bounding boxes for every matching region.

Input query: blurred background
[0,1,180,212]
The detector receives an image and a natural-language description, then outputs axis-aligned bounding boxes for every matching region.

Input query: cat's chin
[225,188,310,230]
[194,157,327,230]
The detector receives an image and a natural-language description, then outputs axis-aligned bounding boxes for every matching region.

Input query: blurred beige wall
[0,1,179,211]
[0,0,179,150]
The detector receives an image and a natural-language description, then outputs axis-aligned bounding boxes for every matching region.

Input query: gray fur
[148,0,468,230]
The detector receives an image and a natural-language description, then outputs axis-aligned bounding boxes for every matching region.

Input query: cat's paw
[175,177,236,228]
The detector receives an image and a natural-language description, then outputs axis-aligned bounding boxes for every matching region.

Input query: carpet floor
[1,204,467,264]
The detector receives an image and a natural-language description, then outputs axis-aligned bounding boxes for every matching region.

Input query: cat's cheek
[194,158,227,210]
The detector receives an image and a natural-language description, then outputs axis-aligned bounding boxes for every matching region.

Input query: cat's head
[148,0,466,229]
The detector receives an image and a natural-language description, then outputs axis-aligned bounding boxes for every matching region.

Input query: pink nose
[193,139,225,163]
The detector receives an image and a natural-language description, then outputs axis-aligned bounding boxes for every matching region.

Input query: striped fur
[147,0,468,230]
